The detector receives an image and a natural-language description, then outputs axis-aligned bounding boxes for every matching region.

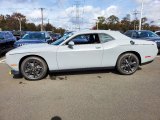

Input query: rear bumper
[141,60,153,66]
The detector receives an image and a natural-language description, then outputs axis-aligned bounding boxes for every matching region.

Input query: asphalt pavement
[0,55,160,120]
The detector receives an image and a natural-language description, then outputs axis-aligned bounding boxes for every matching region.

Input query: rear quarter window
[99,33,114,43]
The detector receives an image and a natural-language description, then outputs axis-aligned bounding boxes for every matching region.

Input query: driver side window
[67,34,100,45]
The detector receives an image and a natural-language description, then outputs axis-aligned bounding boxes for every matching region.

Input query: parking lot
[0,55,160,120]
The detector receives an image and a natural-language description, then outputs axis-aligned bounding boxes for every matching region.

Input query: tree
[94,15,160,32]
[107,15,119,24]
[97,16,106,24]
[0,15,5,29]
[142,17,147,24]
[1,13,26,31]
[143,23,150,30]
[44,23,54,31]
[26,23,37,31]
[97,16,107,30]
[53,27,65,35]
[121,14,132,32]
[0,13,67,32]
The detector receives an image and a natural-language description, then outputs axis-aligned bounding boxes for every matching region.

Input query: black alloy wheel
[21,57,48,80]
[117,53,139,75]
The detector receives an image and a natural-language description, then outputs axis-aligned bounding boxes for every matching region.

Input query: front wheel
[116,53,139,75]
[20,57,48,80]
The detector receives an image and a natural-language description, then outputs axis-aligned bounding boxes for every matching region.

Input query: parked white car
[6,30,158,80]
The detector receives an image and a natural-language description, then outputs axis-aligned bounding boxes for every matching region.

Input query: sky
[0,0,160,30]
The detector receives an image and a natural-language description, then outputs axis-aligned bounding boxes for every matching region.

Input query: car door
[57,33,103,69]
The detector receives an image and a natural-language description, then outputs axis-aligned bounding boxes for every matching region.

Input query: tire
[116,53,139,75]
[20,57,48,80]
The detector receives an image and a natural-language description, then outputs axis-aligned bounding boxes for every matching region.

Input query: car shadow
[49,69,123,80]
[0,48,14,58]
[12,67,143,81]
[51,116,62,120]
[0,53,5,58]
[49,67,142,80]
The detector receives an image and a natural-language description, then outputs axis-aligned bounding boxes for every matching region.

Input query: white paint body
[6,30,158,72]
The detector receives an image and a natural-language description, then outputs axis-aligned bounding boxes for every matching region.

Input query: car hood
[15,39,46,44]
[7,43,57,55]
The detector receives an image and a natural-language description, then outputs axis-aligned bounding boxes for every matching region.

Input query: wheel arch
[117,51,142,65]
[19,55,49,73]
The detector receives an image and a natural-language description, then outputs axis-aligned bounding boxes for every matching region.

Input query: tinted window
[124,31,132,37]
[69,34,100,45]
[132,32,137,38]
[99,33,114,43]
[52,32,73,45]
[8,32,14,37]
[137,31,158,38]
[45,32,50,38]
[22,32,45,40]
[5,32,11,39]
[72,35,89,44]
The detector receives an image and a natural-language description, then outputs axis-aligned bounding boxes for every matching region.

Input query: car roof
[127,30,153,32]
[26,31,47,34]
[73,30,119,34]
[68,30,130,40]
[0,31,12,33]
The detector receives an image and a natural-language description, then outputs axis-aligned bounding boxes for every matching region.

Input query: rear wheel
[20,57,48,80]
[116,53,139,75]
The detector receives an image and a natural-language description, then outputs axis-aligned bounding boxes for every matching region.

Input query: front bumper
[11,70,21,75]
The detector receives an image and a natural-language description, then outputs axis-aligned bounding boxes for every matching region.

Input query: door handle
[95,46,101,49]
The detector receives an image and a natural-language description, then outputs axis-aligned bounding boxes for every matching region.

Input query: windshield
[52,32,74,45]
[22,32,45,40]
[137,31,159,38]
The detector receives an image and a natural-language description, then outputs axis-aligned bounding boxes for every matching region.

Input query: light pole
[18,18,22,31]
[40,8,45,31]
[93,19,99,30]
[15,17,24,31]
[96,21,99,30]
[139,0,144,30]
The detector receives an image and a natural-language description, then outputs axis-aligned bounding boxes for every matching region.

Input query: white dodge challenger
[6,30,158,80]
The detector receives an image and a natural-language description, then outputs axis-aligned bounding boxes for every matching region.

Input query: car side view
[124,30,160,53]
[0,31,16,55]
[13,31,52,48]
[6,30,158,80]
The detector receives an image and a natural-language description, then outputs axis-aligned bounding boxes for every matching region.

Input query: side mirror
[68,41,75,48]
